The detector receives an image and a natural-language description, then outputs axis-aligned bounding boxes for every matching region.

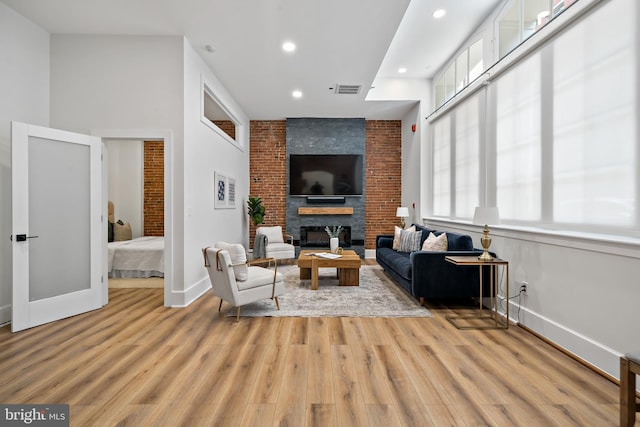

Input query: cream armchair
[255,226,295,260]
[203,243,285,321]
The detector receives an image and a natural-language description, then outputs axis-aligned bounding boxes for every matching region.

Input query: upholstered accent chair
[255,226,295,260]
[203,244,285,321]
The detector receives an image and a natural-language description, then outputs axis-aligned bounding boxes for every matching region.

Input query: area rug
[228,264,432,318]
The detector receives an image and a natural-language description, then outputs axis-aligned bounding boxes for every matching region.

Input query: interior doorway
[105,139,164,291]
[95,129,173,307]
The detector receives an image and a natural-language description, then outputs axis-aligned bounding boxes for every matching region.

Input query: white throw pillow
[215,241,248,281]
[421,232,448,252]
[397,229,422,253]
[393,225,415,250]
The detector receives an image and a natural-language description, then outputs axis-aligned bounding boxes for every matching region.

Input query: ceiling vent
[334,84,362,95]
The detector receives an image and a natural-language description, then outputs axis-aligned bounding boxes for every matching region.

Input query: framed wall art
[214,171,236,209]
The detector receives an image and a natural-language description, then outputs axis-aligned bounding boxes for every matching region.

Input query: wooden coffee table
[297,249,361,290]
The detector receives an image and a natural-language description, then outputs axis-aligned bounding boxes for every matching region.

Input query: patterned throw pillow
[398,229,422,253]
[421,232,448,252]
[215,241,249,281]
[393,225,415,250]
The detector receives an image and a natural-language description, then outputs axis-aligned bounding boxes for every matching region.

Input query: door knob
[13,234,39,242]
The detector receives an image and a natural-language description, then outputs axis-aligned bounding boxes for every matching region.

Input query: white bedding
[108,236,164,278]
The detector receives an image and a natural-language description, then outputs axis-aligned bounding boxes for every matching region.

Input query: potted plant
[325,225,342,253]
[247,196,266,226]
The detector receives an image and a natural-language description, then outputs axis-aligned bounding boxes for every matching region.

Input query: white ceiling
[2,0,502,120]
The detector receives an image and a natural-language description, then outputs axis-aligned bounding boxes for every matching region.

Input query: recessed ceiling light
[292,90,303,98]
[282,41,296,52]
[433,9,446,19]
[398,67,407,74]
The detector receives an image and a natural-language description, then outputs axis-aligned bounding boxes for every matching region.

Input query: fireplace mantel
[298,207,354,215]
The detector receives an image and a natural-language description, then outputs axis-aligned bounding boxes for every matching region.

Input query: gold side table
[444,255,509,330]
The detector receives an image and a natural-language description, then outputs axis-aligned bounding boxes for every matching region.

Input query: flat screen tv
[289,154,363,196]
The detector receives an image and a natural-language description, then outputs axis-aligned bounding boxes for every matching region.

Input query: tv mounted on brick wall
[289,154,363,196]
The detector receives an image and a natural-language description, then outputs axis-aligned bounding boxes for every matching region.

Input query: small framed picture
[227,177,236,207]
[214,171,236,209]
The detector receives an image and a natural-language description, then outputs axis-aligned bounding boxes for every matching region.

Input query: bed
[108,236,165,278]
[107,200,164,278]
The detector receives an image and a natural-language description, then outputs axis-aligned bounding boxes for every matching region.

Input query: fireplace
[300,226,351,248]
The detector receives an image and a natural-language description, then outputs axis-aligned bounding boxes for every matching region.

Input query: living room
[0,0,638,425]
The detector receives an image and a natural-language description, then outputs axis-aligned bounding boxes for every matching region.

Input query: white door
[11,122,104,332]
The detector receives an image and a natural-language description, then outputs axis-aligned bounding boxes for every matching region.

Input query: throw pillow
[215,241,249,281]
[113,221,132,241]
[393,225,415,250]
[397,229,422,253]
[422,232,448,252]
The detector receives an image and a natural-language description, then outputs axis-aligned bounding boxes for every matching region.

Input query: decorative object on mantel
[247,196,265,226]
[472,206,500,261]
[396,206,409,228]
[325,225,342,253]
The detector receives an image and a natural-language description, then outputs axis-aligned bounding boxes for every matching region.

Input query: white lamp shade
[473,207,500,225]
[396,207,409,217]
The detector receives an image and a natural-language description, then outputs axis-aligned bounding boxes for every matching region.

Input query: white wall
[0,3,50,324]
[105,140,143,238]
[49,34,186,303]
[425,219,640,379]
[181,38,250,304]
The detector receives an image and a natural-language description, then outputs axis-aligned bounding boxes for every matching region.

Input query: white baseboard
[506,299,623,382]
[169,276,211,308]
[0,304,11,326]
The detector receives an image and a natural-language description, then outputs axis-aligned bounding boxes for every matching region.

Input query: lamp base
[478,225,494,261]
[399,218,406,229]
[478,250,493,262]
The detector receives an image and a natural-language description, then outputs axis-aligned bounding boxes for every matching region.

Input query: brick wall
[144,141,164,236]
[249,121,287,244]
[213,120,236,140]
[365,120,402,248]
[249,120,401,250]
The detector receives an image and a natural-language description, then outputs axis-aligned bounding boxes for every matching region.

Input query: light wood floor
[0,272,626,426]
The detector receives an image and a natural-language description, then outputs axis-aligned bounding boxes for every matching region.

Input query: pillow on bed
[108,222,115,242]
[215,241,248,281]
[114,220,132,241]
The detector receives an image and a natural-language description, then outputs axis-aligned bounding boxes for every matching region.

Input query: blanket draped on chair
[253,233,267,259]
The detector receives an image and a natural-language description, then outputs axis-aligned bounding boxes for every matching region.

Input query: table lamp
[472,207,500,261]
[396,207,409,229]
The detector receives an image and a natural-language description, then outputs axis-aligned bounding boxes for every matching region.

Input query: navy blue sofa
[376,224,491,303]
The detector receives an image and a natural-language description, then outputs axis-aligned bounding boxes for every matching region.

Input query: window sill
[423,217,640,259]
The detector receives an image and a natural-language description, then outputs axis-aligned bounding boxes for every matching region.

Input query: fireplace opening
[300,226,351,248]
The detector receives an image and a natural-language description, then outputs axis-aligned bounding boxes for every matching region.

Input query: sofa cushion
[422,232,448,251]
[434,231,473,251]
[378,247,412,280]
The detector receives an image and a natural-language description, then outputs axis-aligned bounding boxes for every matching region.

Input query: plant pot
[330,237,339,253]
